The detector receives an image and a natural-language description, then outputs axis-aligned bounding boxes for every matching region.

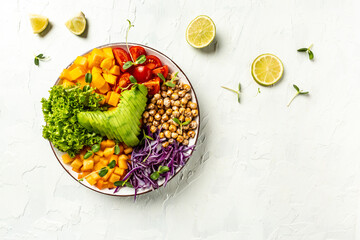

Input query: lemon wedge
[29,14,49,34]
[65,12,86,35]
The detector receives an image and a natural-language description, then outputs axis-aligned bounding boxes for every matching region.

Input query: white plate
[51,43,200,197]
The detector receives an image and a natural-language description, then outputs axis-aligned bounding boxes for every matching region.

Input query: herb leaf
[150,172,160,180]
[287,84,309,107]
[158,166,170,174]
[84,151,93,159]
[98,167,108,177]
[172,118,181,125]
[114,180,133,188]
[129,75,137,84]
[34,58,39,66]
[85,73,92,83]
[221,84,241,104]
[297,48,308,52]
[135,55,146,64]
[157,73,166,83]
[114,145,120,155]
[182,120,191,125]
[123,61,134,70]
[108,160,116,169]
[165,82,176,88]
[91,144,100,153]
[308,50,314,60]
[293,84,300,92]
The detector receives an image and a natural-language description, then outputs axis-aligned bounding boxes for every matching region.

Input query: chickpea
[156,99,164,108]
[143,118,147,124]
[161,91,167,98]
[185,117,192,122]
[147,103,155,110]
[159,132,165,139]
[180,98,188,105]
[169,125,177,132]
[148,116,154,122]
[164,130,171,138]
[170,99,175,106]
[184,93,192,100]
[183,132,190,139]
[174,100,181,107]
[189,120,197,129]
[162,122,169,130]
[172,106,179,111]
[171,93,179,100]
[174,89,179,93]
[183,139,189,145]
[176,135,184,143]
[171,132,178,139]
[153,120,160,127]
[176,128,183,135]
[161,85,167,91]
[172,110,180,118]
[166,108,173,115]
[167,89,173,96]
[189,101,197,109]
[162,114,169,122]
[188,130,195,138]
[153,93,161,100]
[149,109,156,116]
[154,113,161,121]
[183,84,191,92]
[170,119,179,127]
[185,109,192,118]
[162,141,169,148]
[164,98,171,108]
[178,90,186,98]
[150,125,157,133]
[143,111,150,118]
[182,125,189,130]
[179,107,186,114]
[179,115,185,122]
[151,98,157,103]
[171,72,179,80]
[168,138,174,144]
[160,119,165,124]
[192,109,198,117]
[158,109,165,115]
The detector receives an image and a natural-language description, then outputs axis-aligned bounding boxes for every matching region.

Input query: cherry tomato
[131,65,152,83]
[115,73,131,93]
[152,65,169,78]
[144,55,162,70]
[129,46,146,61]
[113,48,131,72]
[143,77,161,95]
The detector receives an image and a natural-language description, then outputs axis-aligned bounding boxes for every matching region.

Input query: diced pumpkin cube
[116,144,124,155]
[76,76,87,87]
[74,56,88,70]
[91,73,106,89]
[118,157,128,169]
[96,179,105,190]
[108,182,115,189]
[107,154,118,164]
[92,67,102,75]
[82,160,94,171]
[62,79,75,88]
[71,159,83,169]
[106,139,116,148]
[103,147,115,158]
[114,167,126,176]
[100,140,107,150]
[72,167,81,173]
[98,82,110,94]
[88,49,105,68]
[100,58,114,70]
[109,65,120,76]
[108,92,120,106]
[102,47,114,59]
[95,150,104,157]
[102,168,114,181]
[69,67,85,81]
[105,91,112,103]
[99,158,108,166]
[85,175,97,185]
[60,69,72,80]
[78,171,91,180]
[109,173,121,183]
[103,73,117,85]
[93,155,101,163]
[94,162,106,171]
[62,153,74,164]
[124,147,133,154]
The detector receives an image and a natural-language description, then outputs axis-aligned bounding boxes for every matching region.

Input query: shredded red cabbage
[114,128,195,199]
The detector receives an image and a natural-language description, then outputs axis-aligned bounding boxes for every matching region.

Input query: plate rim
[50,42,201,197]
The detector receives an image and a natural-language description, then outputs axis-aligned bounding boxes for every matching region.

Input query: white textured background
[1,0,360,239]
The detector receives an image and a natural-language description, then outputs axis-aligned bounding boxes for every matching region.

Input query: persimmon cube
[88,49,105,68]
[118,159,128,170]
[94,163,106,171]
[91,73,106,89]
[69,67,85,81]
[62,153,74,164]
[103,73,117,85]
[82,160,94,171]
[109,173,121,183]
[102,168,114,181]
[100,58,114,70]
[108,92,120,106]
[107,154,118,164]
[92,67,102,75]
[93,155,101,163]
[103,48,114,59]
[114,167,126,176]
[109,65,120,76]
[99,158,108,166]
[60,69,71,80]
[100,140,107,150]
[74,56,88,70]
[103,147,114,158]
[106,140,116,148]
[71,159,83,169]
[85,175,97,185]
[98,82,110,94]
[95,150,104,157]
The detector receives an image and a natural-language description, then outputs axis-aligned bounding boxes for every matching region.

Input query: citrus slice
[251,54,284,86]
[29,14,49,34]
[65,12,86,35]
[186,15,216,48]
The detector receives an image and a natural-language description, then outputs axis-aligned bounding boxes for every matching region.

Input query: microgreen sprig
[114,180,133,188]
[297,44,314,60]
[150,165,170,181]
[79,159,116,181]
[83,143,101,160]
[158,72,178,88]
[129,75,137,84]
[221,83,241,103]
[123,55,147,70]
[126,19,135,62]
[85,73,92,83]
[287,84,309,107]
[173,117,191,134]
[34,53,49,66]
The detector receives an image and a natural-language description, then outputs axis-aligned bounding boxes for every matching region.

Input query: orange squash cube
[103,73,117,85]
[102,168,114,181]
[74,56,88,70]
[109,173,121,183]
[92,67,102,75]
[94,162,106,171]
[100,140,107,150]
[71,159,83,169]
[85,175,97,185]
[99,158,108,166]
[106,139,116,148]
[98,82,110,94]
[82,160,94,171]
[114,167,126,176]
[95,150,104,157]
[62,79,75,88]
[102,47,114,59]
[62,153,74,164]
[69,67,85,81]
[100,58,114,70]
[91,73,106,89]
[103,147,115,158]
[118,159,128,170]
[60,69,72,80]
[108,92,120,106]
[88,49,105,68]
[109,65,120,76]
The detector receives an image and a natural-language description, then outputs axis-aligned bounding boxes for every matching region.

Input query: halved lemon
[186,15,216,48]
[29,14,49,34]
[65,12,86,35]
[251,54,284,86]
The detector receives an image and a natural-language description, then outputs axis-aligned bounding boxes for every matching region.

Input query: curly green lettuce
[41,85,106,157]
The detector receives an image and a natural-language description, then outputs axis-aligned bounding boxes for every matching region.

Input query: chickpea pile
[142,77,198,148]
